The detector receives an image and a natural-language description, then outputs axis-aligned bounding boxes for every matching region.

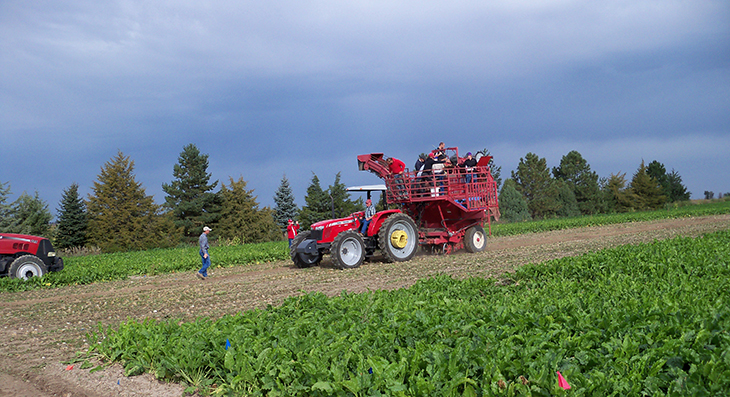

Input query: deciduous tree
[162,144,220,241]
[55,183,88,249]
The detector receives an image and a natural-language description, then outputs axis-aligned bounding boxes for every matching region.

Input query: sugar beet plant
[88,229,730,396]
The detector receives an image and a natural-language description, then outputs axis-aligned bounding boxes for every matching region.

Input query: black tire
[331,230,365,269]
[464,225,486,253]
[9,255,48,280]
[290,231,321,268]
[378,213,418,262]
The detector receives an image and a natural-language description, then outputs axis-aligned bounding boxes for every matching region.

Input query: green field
[1,199,728,293]
[87,229,730,396]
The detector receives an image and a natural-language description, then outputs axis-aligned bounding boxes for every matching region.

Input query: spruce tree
[647,160,671,199]
[552,150,604,215]
[512,152,559,219]
[55,183,88,249]
[217,176,278,243]
[667,169,691,202]
[555,180,581,218]
[273,175,299,232]
[6,192,52,236]
[299,173,330,230]
[631,160,667,210]
[328,172,363,219]
[498,179,531,223]
[0,181,11,232]
[603,172,636,212]
[87,151,176,252]
[162,144,220,241]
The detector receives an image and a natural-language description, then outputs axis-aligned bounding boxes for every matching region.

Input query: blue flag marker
[368,367,373,374]
[226,339,231,350]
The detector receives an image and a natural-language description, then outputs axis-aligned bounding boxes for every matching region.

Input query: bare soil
[1,215,728,397]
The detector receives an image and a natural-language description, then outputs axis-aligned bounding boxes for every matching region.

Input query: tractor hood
[310,213,363,231]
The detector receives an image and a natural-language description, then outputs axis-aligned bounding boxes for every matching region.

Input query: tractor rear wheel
[331,230,365,269]
[9,255,48,280]
[464,225,486,253]
[290,231,322,268]
[378,213,418,262]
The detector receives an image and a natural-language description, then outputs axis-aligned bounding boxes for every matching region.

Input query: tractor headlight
[48,252,56,257]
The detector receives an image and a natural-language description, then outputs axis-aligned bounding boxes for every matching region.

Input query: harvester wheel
[378,213,418,262]
[464,225,486,253]
[9,255,48,280]
[331,230,365,269]
[290,231,321,268]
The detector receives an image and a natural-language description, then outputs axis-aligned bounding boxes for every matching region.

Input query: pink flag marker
[557,371,571,390]
[66,364,74,371]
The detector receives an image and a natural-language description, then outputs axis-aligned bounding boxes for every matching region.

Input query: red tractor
[290,147,500,269]
[0,233,64,279]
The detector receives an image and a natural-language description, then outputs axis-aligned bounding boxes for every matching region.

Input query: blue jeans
[199,250,211,277]
[360,219,370,236]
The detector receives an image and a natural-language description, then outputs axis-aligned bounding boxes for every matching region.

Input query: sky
[2,1,729,218]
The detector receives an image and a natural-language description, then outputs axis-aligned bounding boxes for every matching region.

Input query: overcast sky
[2,1,729,217]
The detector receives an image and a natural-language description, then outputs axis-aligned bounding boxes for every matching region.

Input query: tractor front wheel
[9,255,48,280]
[331,230,365,269]
[290,231,322,268]
[464,225,486,253]
[378,213,418,262]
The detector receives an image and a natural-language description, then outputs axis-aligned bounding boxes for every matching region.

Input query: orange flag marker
[557,371,571,390]
[66,364,74,371]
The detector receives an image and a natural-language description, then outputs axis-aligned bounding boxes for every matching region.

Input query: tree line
[0,144,701,253]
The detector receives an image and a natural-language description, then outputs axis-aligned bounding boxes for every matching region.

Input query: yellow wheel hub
[390,230,408,249]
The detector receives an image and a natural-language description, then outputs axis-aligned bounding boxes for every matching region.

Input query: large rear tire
[331,230,365,269]
[9,255,48,280]
[290,231,321,268]
[378,213,418,262]
[464,225,486,253]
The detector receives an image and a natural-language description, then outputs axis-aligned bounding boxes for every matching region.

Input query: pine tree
[631,160,667,210]
[667,169,691,202]
[498,179,531,223]
[273,175,299,232]
[603,172,636,212]
[162,144,220,241]
[328,172,363,219]
[647,160,671,199]
[512,152,559,219]
[299,173,330,230]
[552,150,604,215]
[6,192,52,236]
[87,151,176,252]
[55,183,88,249]
[217,176,278,243]
[0,181,12,232]
[555,180,581,218]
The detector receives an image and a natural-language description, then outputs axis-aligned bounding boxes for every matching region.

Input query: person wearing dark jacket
[460,152,477,183]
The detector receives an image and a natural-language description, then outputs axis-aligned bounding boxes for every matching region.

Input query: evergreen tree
[273,175,299,232]
[666,169,691,202]
[162,144,220,241]
[217,176,278,243]
[476,149,502,191]
[87,151,177,252]
[603,173,636,212]
[647,160,671,199]
[0,181,11,232]
[631,160,667,210]
[552,150,604,215]
[6,192,53,236]
[328,172,364,219]
[555,180,581,218]
[299,173,330,229]
[498,179,531,223]
[55,183,88,249]
[512,152,559,219]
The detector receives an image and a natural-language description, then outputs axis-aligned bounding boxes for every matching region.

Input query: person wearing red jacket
[387,157,406,198]
[286,219,300,247]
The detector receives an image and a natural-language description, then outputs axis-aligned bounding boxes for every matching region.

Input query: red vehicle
[0,233,64,279]
[290,147,500,269]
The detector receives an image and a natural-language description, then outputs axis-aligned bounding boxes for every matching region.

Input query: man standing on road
[197,226,212,280]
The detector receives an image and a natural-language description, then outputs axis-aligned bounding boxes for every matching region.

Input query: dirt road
[2,215,728,396]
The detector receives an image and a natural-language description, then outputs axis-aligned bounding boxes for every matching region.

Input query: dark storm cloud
[1,0,728,215]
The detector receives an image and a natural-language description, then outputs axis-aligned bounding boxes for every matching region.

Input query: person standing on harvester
[197,226,212,280]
